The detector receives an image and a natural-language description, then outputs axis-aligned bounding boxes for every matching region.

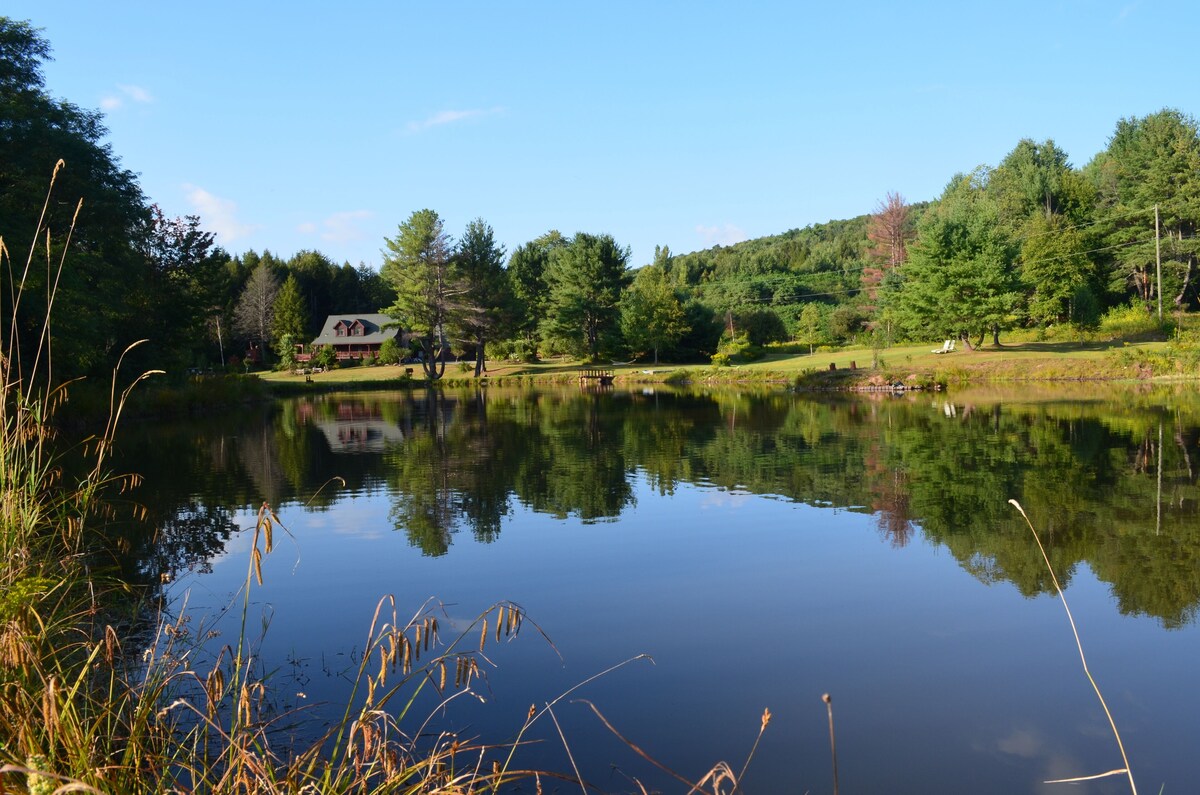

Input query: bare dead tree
[862,192,911,299]
[233,262,281,354]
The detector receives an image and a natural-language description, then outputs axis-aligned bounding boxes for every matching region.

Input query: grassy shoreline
[252,336,1191,395]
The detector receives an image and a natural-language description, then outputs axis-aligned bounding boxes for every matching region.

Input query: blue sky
[10,2,1199,268]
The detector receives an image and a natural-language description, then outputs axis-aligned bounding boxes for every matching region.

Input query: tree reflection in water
[117,384,1200,628]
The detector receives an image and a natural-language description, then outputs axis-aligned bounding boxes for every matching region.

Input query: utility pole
[1155,204,1163,320]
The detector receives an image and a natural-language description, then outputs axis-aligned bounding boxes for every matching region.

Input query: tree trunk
[421,340,436,379]
[991,324,1002,347]
[421,333,449,380]
[474,332,486,377]
[1174,254,1194,307]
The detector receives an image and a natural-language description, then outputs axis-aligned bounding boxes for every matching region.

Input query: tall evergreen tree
[541,233,630,360]
[455,218,509,376]
[381,209,459,379]
[507,230,565,358]
[272,274,308,342]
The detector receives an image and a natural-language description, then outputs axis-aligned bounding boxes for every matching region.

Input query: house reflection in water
[298,401,406,454]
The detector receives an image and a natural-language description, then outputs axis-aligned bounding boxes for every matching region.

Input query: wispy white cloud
[119,84,153,103]
[183,184,258,242]
[695,223,747,247]
[406,107,504,133]
[100,83,154,111]
[298,210,374,244]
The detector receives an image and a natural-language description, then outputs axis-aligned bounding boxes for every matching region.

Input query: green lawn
[742,338,1170,374]
[253,335,1181,389]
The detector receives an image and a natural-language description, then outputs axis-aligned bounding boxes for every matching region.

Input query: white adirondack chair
[932,339,956,354]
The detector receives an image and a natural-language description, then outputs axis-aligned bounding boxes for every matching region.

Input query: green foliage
[377,336,401,365]
[662,368,692,385]
[0,20,153,377]
[890,171,1021,343]
[795,302,830,352]
[273,334,297,371]
[487,338,539,363]
[620,266,688,364]
[506,230,565,355]
[313,345,337,370]
[989,138,1094,226]
[1071,284,1101,328]
[1089,109,1200,307]
[455,217,510,376]
[828,303,868,343]
[1098,303,1170,340]
[541,232,630,360]
[670,300,724,362]
[1020,213,1097,325]
[734,308,789,345]
[271,274,308,341]
[710,332,761,366]
[136,207,229,374]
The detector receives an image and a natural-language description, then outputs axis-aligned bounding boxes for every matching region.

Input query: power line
[674,202,1197,309]
[1017,236,1156,267]
[688,235,1169,308]
[1009,204,1156,245]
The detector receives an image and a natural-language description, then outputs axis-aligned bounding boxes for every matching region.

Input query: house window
[336,327,345,337]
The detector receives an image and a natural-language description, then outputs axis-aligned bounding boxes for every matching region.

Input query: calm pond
[117,383,1200,794]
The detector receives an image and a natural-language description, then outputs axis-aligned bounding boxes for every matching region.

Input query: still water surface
[119,384,1200,793]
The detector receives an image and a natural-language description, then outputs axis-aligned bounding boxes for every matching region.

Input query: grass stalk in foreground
[1009,499,1138,794]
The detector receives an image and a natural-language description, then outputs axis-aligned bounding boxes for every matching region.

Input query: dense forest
[3,17,1199,383]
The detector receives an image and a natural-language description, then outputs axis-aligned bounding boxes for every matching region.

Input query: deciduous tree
[796,302,829,354]
[233,262,280,358]
[891,171,1021,347]
[1019,214,1096,325]
[0,18,150,377]
[620,266,687,364]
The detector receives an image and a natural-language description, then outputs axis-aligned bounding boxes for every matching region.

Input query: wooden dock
[579,368,615,386]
